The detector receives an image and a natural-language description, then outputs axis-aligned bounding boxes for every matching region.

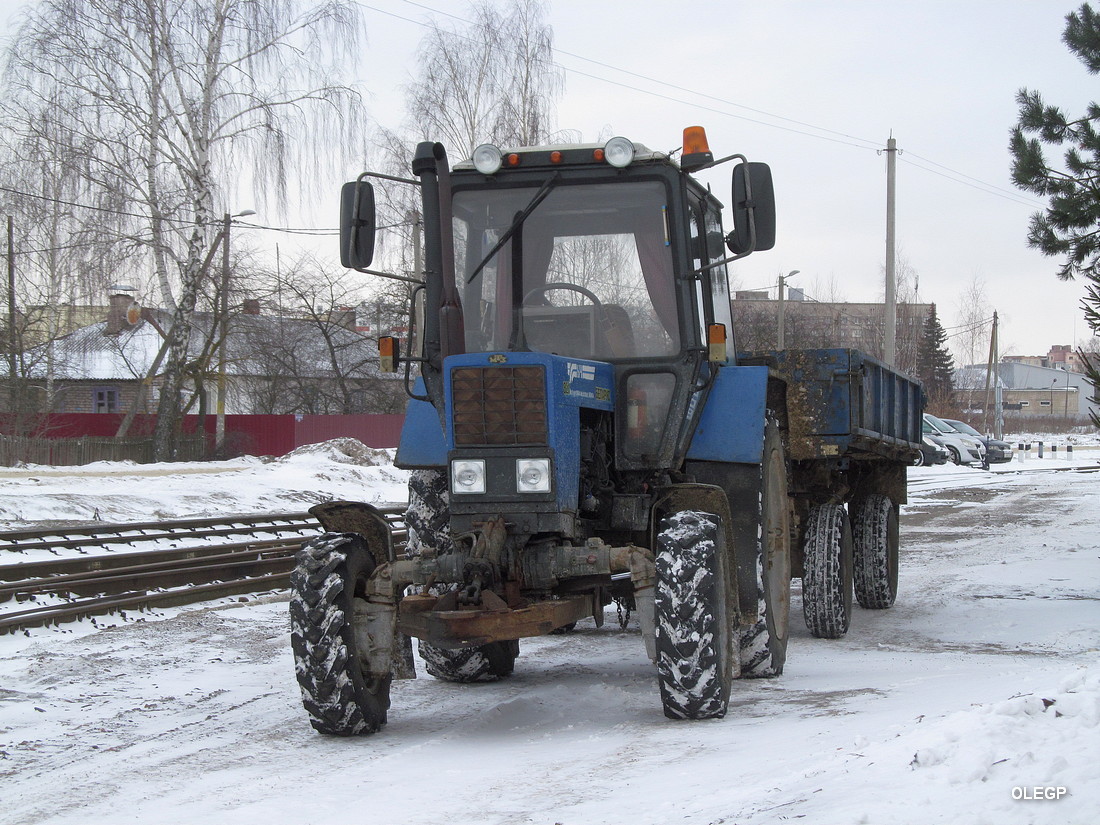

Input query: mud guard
[307,500,415,679]
[686,366,768,464]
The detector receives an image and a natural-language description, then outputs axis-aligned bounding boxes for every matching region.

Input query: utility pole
[777,269,799,349]
[6,216,16,386]
[215,209,255,455]
[993,312,1003,439]
[884,136,897,367]
[215,212,230,454]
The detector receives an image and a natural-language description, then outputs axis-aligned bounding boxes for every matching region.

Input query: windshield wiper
[465,173,560,284]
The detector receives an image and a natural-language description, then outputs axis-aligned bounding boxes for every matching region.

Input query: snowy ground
[1,438,1098,824]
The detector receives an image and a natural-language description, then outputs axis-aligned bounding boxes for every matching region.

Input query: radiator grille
[452,366,548,446]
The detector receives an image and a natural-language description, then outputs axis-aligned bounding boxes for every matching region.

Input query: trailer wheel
[418,640,519,683]
[852,494,899,609]
[655,510,733,720]
[801,503,854,639]
[289,533,390,736]
[740,421,791,677]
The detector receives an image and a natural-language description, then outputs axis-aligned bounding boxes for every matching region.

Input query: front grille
[452,366,548,446]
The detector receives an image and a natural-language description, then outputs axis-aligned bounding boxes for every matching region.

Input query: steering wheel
[522,282,602,308]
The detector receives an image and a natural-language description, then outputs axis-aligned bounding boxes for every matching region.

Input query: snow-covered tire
[405,469,521,681]
[739,421,792,678]
[418,640,519,683]
[289,533,390,736]
[655,510,733,720]
[852,494,899,609]
[405,469,455,556]
[801,503,854,639]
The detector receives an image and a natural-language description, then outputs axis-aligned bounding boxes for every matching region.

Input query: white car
[922,413,986,465]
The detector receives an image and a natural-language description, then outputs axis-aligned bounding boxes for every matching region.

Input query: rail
[0,507,406,635]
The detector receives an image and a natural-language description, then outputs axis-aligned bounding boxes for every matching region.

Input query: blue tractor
[289,129,922,734]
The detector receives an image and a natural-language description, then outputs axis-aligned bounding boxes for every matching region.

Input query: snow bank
[0,438,409,528]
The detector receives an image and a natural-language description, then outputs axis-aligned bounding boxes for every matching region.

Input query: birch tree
[3,0,365,459]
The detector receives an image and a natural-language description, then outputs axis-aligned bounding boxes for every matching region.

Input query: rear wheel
[801,504,854,639]
[740,421,791,678]
[289,533,390,736]
[655,510,733,720]
[852,494,899,609]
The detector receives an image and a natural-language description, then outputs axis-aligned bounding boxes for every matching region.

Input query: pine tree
[1010,3,1100,423]
[916,303,955,405]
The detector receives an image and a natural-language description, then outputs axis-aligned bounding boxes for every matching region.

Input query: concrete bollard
[1068,444,1074,460]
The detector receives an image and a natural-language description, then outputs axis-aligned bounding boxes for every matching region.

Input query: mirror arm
[687,152,747,172]
[360,170,419,186]
[354,267,422,285]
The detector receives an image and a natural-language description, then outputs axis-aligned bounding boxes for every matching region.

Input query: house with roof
[20,293,404,417]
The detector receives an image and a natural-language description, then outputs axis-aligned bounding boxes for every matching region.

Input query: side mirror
[339,179,376,269]
[727,162,775,255]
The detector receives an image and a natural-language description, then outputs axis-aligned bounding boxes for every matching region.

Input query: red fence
[1,413,405,458]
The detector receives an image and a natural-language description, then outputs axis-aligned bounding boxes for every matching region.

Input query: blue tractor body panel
[395,378,448,468]
[686,365,770,464]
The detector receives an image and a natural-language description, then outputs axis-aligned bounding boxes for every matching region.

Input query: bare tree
[238,254,404,415]
[954,274,993,368]
[404,0,562,156]
[3,0,365,458]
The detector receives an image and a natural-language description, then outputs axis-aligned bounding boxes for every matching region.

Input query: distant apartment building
[730,290,930,375]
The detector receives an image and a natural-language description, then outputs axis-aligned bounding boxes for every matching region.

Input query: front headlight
[516,458,551,493]
[451,459,486,494]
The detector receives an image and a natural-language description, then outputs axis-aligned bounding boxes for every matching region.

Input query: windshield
[451,180,678,359]
[945,419,981,437]
[923,414,955,434]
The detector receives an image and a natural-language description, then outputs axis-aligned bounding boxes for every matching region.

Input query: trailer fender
[687,365,769,464]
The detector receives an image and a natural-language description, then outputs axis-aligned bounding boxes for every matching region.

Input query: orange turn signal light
[379,336,399,373]
[707,323,727,362]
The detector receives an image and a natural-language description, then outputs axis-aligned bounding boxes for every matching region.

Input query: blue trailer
[289,129,923,735]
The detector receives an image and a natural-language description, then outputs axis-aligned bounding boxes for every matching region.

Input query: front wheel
[655,510,733,720]
[801,504,854,639]
[289,533,391,736]
[418,640,519,683]
[947,445,962,465]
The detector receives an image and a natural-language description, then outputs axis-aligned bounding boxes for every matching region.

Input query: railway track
[0,508,406,635]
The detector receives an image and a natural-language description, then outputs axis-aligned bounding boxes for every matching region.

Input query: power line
[367,0,1045,211]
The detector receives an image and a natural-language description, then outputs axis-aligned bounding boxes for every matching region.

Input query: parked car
[941,418,1014,465]
[913,434,951,466]
[922,414,986,466]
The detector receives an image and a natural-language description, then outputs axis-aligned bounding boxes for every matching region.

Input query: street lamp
[1048,378,1056,416]
[216,209,256,454]
[777,269,800,349]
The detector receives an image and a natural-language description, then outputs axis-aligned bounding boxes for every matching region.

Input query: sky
[0,0,1095,361]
